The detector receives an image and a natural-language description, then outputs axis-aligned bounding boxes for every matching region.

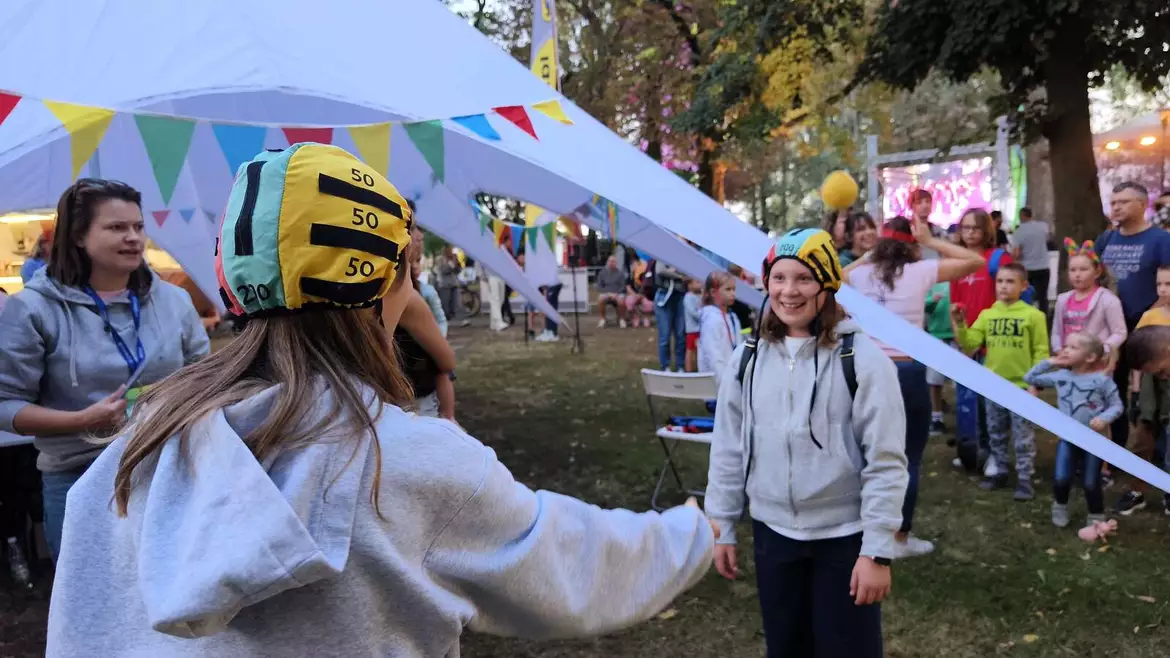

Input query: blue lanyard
[84,287,145,375]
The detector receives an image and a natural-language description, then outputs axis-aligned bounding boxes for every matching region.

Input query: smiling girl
[705,228,908,657]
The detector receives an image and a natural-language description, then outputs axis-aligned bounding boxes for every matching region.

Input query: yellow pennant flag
[531,100,572,125]
[44,100,116,180]
[348,122,391,177]
[492,218,507,246]
[524,203,544,227]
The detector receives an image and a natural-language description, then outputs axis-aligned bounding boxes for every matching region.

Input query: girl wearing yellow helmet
[706,228,909,658]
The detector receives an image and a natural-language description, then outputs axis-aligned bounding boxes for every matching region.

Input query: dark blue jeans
[1052,439,1104,514]
[543,283,563,335]
[753,523,883,658]
[42,465,88,562]
[654,292,686,371]
[897,360,931,533]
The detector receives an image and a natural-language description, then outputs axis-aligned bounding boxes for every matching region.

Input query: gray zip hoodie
[704,319,909,559]
[0,268,209,472]
[47,387,714,657]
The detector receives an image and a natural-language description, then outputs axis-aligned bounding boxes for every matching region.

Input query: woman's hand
[80,386,127,431]
[850,557,891,605]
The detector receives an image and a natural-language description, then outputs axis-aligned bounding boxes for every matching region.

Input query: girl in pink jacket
[1051,240,1127,368]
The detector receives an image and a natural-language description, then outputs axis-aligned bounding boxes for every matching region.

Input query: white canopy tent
[0,0,763,319]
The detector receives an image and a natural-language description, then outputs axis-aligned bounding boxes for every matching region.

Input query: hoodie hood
[130,385,368,637]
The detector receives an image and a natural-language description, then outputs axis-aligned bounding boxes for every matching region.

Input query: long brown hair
[959,208,996,251]
[113,291,414,517]
[759,290,845,347]
[47,179,152,295]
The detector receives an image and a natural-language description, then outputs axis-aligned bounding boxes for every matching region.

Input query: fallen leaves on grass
[1046,548,1057,556]
[1020,522,1032,529]
[1023,634,1039,643]
[657,608,678,620]
[1135,595,1156,604]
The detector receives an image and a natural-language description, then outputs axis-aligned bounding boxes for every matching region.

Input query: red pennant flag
[152,210,170,227]
[492,106,537,139]
[282,127,334,145]
[0,92,19,127]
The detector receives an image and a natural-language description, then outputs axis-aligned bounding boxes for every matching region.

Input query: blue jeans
[753,523,882,658]
[544,283,563,335]
[654,292,686,371]
[43,466,88,562]
[1052,440,1104,514]
[897,360,931,533]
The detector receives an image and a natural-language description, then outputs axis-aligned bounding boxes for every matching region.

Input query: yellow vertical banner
[44,100,116,180]
[348,122,391,177]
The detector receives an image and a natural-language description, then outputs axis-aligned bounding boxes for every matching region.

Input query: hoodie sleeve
[0,295,45,433]
[1100,292,1128,353]
[176,291,211,365]
[1029,308,1050,367]
[704,344,748,545]
[1095,378,1124,426]
[424,444,713,640]
[955,310,987,354]
[849,339,909,559]
[697,308,732,387]
[1050,294,1066,352]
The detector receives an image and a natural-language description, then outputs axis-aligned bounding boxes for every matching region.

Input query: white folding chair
[640,369,718,511]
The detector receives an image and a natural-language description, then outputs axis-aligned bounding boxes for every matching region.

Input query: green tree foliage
[857,0,1170,242]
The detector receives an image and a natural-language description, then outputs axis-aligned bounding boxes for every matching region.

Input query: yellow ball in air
[821,170,859,210]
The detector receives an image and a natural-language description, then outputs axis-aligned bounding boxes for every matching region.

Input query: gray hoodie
[704,319,909,559]
[47,387,714,657]
[0,268,209,472]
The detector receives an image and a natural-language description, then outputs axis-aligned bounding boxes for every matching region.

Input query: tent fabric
[0,0,765,320]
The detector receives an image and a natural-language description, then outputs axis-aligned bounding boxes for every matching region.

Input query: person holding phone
[0,179,209,561]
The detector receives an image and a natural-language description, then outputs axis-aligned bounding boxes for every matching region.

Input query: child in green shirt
[924,282,954,435]
[951,262,1049,500]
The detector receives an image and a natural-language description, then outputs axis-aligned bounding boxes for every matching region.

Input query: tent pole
[569,257,585,355]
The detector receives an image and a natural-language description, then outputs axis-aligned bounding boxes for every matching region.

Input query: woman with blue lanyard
[0,179,209,560]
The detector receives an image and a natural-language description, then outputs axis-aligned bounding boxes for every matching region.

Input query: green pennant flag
[135,115,196,205]
[542,222,556,250]
[478,209,491,235]
[528,223,540,250]
[403,120,445,183]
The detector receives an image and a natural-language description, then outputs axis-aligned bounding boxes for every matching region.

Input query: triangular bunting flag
[451,114,501,141]
[531,100,573,125]
[475,206,491,235]
[179,208,195,223]
[134,115,196,205]
[493,106,537,139]
[282,127,334,146]
[528,222,539,250]
[511,227,525,255]
[212,123,269,178]
[403,121,445,182]
[542,223,556,250]
[204,209,219,225]
[348,123,391,177]
[44,101,116,180]
[493,220,507,248]
[0,92,20,127]
[152,210,170,228]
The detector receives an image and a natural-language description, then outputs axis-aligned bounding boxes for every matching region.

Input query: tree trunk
[1041,13,1101,247]
[1025,140,1054,225]
[697,145,716,197]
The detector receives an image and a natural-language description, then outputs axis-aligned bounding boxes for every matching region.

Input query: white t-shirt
[847,259,940,358]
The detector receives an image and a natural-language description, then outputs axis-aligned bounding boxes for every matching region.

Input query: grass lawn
[4,321,1169,657]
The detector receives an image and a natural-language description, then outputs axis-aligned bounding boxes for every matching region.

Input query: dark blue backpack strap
[736,337,757,384]
[840,333,858,399]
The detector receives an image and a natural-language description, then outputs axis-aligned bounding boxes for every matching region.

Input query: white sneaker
[534,331,552,342]
[892,536,935,559]
[952,457,963,469]
[598,318,607,328]
[619,319,628,329]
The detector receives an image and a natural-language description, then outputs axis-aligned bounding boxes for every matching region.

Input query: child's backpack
[639,258,658,298]
[988,248,1036,305]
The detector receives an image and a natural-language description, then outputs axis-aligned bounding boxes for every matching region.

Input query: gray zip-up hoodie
[47,387,714,657]
[0,268,209,472]
[704,319,909,559]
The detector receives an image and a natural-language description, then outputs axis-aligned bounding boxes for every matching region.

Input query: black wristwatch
[864,555,892,566]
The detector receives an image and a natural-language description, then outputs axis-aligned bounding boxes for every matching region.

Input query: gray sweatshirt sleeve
[177,293,211,365]
[1094,379,1124,425]
[424,445,713,640]
[0,295,44,433]
[704,345,748,545]
[1023,360,1062,389]
[849,340,909,559]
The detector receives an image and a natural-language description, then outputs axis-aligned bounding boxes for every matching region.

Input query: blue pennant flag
[212,124,268,178]
[178,208,195,223]
[451,114,501,141]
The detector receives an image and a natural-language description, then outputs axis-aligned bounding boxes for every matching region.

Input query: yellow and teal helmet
[764,228,842,292]
[214,143,413,317]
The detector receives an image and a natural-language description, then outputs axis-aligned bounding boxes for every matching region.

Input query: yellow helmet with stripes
[764,228,843,292]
